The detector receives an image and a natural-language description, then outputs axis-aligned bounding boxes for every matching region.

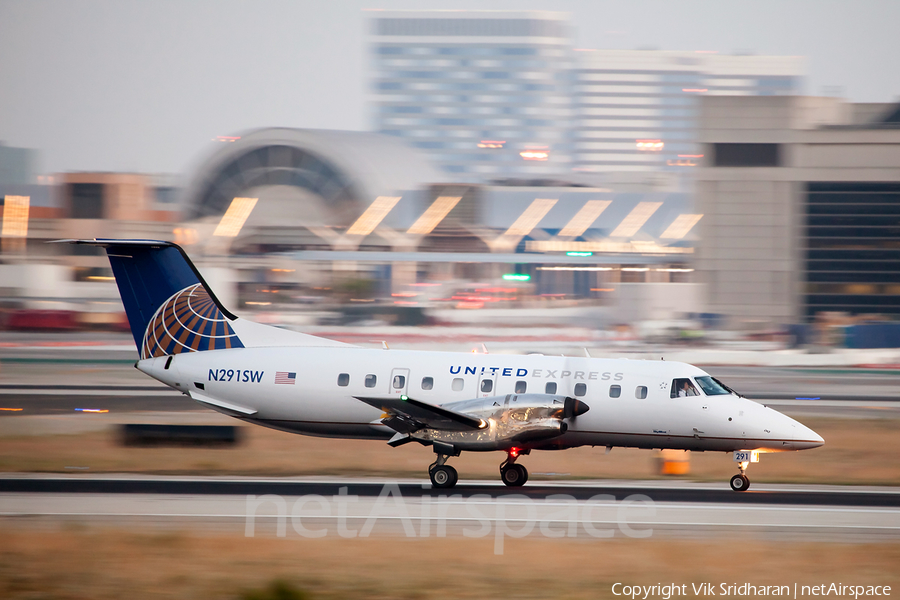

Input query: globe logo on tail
[141,283,243,359]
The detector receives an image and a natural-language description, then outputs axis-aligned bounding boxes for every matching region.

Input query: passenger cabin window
[480,379,493,393]
[609,385,621,398]
[515,381,527,394]
[421,377,433,390]
[452,378,464,391]
[545,382,557,394]
[694,376,733,396]
[574,383,587,397]
[337,373,349,387]
[636,386,648,399]
[393,375,406,390]
[365,374,377,388]
[671,378,700,398]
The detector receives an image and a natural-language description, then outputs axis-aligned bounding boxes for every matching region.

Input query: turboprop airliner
[66,239,823,492]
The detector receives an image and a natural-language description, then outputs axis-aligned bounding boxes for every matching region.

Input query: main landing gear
[500,448,529,487]
[426,447,532,489]
[428,454,458,489]
[730,460,751,492]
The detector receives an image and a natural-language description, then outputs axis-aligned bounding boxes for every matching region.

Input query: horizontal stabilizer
[355,396,485,432]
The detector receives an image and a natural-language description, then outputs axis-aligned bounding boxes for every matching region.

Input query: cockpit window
[671,378,699,398]
[694,376,733,396]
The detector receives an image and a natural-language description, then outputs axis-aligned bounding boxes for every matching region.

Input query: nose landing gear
[500,447,529,487]
[729,460,751,492]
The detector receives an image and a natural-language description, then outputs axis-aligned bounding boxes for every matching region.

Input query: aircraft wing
[355,396,486,433]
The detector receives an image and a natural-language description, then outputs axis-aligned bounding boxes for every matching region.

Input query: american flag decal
[274,371,296,385]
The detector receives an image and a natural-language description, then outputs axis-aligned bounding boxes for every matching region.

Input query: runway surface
[2,477,898,545]
[2,476,899,506]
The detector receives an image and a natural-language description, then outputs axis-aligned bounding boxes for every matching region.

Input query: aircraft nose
[792,420,824,449]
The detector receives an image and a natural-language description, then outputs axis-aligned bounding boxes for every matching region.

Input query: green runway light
[502,274,531,281]
[566,251,593,257]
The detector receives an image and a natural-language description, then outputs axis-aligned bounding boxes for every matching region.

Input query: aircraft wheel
[729,473,750,492]
[430,465,458,489]
[500,464,527,487]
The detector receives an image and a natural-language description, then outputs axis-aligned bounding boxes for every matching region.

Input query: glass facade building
[804,182,900,317]
[370,11,573,181]
[574,51,803,173]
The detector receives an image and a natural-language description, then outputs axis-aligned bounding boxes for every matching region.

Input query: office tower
[573,50,804,173]
[370,10,573,181]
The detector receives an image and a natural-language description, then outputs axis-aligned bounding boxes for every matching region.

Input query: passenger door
[477,372,497,398]
[389,368,410,396]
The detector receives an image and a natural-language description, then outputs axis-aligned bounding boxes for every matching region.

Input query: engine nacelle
[410,393,588,452]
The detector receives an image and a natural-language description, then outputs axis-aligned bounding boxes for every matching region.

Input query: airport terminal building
[4,97,900,329]
[696,96,900,323]
[2,126,700,323]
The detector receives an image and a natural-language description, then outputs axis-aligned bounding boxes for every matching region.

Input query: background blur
[1,1,899,351]
[2,3,900,599]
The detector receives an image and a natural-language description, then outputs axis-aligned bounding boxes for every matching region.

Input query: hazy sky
[1,0,898,176]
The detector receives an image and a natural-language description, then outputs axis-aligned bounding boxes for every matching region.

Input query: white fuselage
[139,346,823,453]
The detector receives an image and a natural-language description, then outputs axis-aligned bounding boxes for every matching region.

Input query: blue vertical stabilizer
[65,239,243,358]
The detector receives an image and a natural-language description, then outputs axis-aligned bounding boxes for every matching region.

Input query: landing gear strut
[428,454,458,489]
[500,448,529,487]
[729,461,750,492]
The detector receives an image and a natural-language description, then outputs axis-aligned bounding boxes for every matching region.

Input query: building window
[804,182,900,319]
[515,381,527,394]
[337,373,350,387]
[545,382,557,394]
[365,374,377,388]
[70,183,104,218]
[574,383,587,397]
[636,386,648,399]
[609,385,621,398]
[452,378,464,391]
[422,377,434,390]
[712,143,780,167]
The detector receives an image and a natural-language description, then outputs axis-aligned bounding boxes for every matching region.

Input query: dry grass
[0,525,898,600]
[0,416,898,485]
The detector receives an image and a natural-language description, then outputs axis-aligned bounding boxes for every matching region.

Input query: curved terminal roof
[181,128,443,221]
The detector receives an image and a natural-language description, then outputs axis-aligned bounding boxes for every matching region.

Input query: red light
[510,447,519,458]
